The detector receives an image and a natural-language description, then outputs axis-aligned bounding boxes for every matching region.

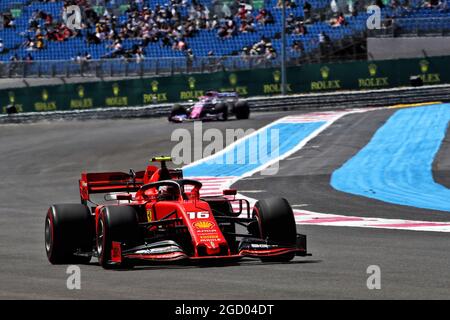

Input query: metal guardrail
[2,83,450,123]
[0,56,288,78]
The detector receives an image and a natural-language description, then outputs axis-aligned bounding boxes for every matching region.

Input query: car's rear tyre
[45,204,94,264]
[215,102,228,121]
[168,104,187,121]
[252,197,296,262]
[234,101,250,120]
[97,206,139,269]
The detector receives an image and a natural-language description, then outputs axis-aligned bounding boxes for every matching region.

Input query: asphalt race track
[1,109,450,299]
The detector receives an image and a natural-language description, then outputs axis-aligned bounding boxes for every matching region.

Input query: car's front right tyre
[45,204,94,264]
[97,206,139,269]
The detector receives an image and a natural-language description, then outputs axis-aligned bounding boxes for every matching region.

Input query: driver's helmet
[157,185,178,201]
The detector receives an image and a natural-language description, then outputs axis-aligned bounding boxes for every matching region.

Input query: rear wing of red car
[79,171,145,203]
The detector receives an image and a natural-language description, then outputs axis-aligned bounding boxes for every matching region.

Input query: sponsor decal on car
[192,221,215,229]
[135,245,182,255]
[199,234,221,241]
[250,244,278,249]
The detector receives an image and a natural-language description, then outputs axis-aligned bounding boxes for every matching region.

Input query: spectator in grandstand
[217,18,237,38]
[318,31,331,55]
[294,21,308,35]
[0,39,4,53]
[303,1,312,21]
[422,0,440,8]
[277,0,298,8]
[160,34,170,47]
[241,37,277,60]
[349,0,361,17]
[24,53,34,62]
[420,0,447,9]
[134,46,145,63]
[73,52,83,63]
[250,38,267,55]
[330,12,347,27]
[186,48,194,68]
[10,54,19,62]
[330,0,339,12]
[221,2,232,17]
[36,36,45,50]
[207,14,220,29]
[240,20,256,33]
[291,40,304,54]
[241,46,250,57]
[318,31,331,44]
[84,51,92,61]
[217,24,226,37]
[256,9,274,25]
[102,39,124,58]
[264,44,277,60]
[236,4,247,20]
[373,0,384,9]
[3,13,15,29]
[226,18,237,37]
[23,36,36,51]
[73,51,91,63]
[286,12,296,26]
[173,38,188,51]
[86,31,101,45]
[438,0,449,12]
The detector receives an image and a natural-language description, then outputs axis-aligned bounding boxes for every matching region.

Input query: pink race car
[168,91,250,122]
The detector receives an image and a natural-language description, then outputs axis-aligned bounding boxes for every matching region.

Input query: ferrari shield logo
[146,209,153,222]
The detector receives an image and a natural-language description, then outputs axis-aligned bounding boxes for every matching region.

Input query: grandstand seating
[0,0,449,63]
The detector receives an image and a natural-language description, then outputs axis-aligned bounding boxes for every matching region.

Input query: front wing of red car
[109,235,308,265]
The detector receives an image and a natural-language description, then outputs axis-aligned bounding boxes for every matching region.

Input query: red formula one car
[45,157,307,269]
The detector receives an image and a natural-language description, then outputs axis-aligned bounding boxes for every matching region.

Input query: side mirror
[116,194,133,201]
[223,189,237,196]
[104,193,133,201]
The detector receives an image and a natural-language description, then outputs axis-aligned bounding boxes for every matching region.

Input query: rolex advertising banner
[2,55,450,114]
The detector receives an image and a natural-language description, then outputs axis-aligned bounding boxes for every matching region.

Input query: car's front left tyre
[252,197,297,262]
[168,104,188,122]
